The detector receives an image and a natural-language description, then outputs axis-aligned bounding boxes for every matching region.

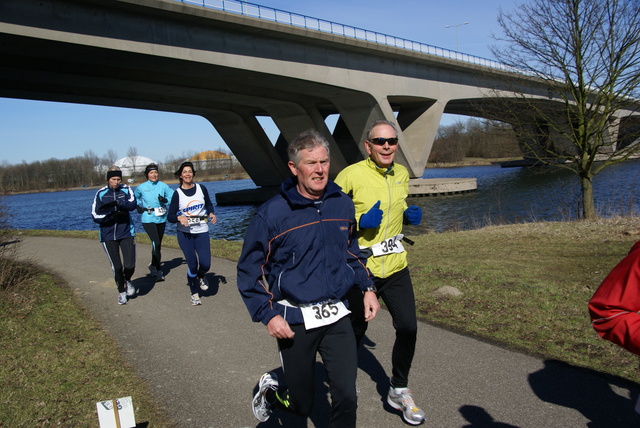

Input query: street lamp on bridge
[444,21,470,52]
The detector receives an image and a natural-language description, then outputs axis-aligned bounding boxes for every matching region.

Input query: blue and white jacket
[134,180,174,224]
[91,184,137,242]
[237,177,373,326]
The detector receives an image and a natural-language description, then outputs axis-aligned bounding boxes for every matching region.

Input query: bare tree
[83,150,99,166]
[102,149,118,168]
[126,146,138,176]
[492,0,640,219]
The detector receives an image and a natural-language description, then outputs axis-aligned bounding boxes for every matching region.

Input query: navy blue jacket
[237,177,373,326]
[91,184,137,242]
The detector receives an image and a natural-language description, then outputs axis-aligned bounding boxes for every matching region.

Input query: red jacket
[589,241,640,355]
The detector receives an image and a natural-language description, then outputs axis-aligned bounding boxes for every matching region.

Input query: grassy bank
[0,259,175,426]
[3,218,640,425]
[407,217,640,384]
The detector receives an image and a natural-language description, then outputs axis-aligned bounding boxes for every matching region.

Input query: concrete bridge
[0,0,635,199]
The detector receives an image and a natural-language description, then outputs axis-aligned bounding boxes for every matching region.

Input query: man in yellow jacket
[335,119,425,426]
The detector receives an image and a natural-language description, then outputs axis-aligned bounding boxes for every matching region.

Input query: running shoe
[190,293,202,306]
[156,270,165,282]
[387,387,426,425]
[118,292,128,305]
[199,277,209,291]
[148,264,157,276]
[125,280,136,297]
[252,372,278,422]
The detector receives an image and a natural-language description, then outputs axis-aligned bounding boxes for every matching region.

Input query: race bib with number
[300,300,351,330]
[370,234,406,257]
[187,216,201,225]
[153,207,167,216]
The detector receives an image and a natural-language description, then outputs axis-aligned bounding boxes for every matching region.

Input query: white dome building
[113,155,156,177]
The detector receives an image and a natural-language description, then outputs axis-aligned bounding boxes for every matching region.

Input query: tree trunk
[581,176,596,220]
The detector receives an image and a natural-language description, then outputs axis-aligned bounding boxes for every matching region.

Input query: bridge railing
[178,0,510,71]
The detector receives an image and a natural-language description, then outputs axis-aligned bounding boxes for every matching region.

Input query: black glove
[114,209,129,219]
[136,206,145,214]
[101,200,118,210]
[158,195,168,204]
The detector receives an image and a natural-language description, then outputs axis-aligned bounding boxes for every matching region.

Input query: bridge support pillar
[332,94,445,178]
[514,117,623,159]
[396,99,445,177]
[266,103,348,177]
[331,93,387,162]
[203,110,290,187]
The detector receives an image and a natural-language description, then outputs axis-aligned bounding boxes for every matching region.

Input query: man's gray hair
[288,129,331,165]
[366,119,398,139]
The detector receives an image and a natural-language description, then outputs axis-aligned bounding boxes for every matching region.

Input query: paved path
[16,236,640,427]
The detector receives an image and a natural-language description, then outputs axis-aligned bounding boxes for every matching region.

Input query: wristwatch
[365,285,377,293]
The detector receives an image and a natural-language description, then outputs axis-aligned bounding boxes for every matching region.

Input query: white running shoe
[125,280,135,297]
[190,293,202,306]
[199,277,209,291]
[156,270,165,282]
[252,372,278,422]
[117,292,128,305]
[387,387,426,425]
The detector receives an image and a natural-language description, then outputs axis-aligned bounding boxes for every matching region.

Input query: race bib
[187,216,201,226]
[300,300,350,330]
[370,234,405,257]
[153,207,166,216]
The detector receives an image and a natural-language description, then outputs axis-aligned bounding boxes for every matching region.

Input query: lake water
[2,160,639,240]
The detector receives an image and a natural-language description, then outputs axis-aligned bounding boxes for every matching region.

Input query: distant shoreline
[425,157,521,168]
[3,158,522,196]
[3,172,251,196]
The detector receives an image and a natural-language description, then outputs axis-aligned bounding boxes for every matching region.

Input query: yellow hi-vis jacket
[335,157,409,279]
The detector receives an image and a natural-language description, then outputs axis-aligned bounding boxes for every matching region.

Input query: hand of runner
[267,315,295,339]
[363,291,380,321]
[360,201,383,229]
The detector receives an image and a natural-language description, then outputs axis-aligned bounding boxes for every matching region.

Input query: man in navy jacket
[237,129,379,427]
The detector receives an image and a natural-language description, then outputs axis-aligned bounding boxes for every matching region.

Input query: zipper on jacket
[112,188,118,241]
[380,172,393,278]
[315,200,331,299]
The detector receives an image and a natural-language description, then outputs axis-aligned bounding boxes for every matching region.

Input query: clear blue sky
[0,0,520,165]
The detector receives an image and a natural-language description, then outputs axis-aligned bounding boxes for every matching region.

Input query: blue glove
[404,205,422,225]
[359,201,383,229]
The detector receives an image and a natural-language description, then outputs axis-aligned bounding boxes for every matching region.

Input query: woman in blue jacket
[134,163,173,282]
[91,166,138,305]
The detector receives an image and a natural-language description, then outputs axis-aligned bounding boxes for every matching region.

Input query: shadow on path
[459,405,519,428]
[356,336,420,423]
[529,359,640,428]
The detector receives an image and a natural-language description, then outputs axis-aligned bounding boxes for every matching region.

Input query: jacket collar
[365,157,395,176]
[280,177,341,207]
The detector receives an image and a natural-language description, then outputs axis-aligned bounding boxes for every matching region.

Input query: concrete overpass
[0,0,635,198]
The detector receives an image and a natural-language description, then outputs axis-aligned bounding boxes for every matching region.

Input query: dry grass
[0,259,175,426]
[407,217,640,383]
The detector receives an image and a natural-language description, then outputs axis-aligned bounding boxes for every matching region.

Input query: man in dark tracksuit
[237,130,379,428]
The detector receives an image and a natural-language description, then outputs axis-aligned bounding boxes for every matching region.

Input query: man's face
[365,123,398,169]
[288,145,330,200]
[108,176,121,189]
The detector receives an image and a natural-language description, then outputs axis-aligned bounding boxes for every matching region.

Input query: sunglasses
[368,137,398,146]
